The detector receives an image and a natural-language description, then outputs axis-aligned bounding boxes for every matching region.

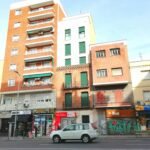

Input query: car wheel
[53,135,61,143]
[82,135,90,143]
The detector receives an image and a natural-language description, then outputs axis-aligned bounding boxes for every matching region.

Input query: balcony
[28,11,55,22]
[27,18,54,30]
[63,101,90,110]
[63,82,89,90]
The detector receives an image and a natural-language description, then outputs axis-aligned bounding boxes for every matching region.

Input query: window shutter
[79,42,86,53]
[81,72,88,87]
[65,93,72,108]
[81,92,89,107]
[65,74,72,88]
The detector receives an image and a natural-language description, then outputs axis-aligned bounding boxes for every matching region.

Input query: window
[15,9,21,15]
[96,50,106,58]
[9,64,17,71]
[11,48,18,56]
[12,35,19,42]
[65,29,71,40]
[141,70,150,80]
[79,42,86,53]
[43,61,50,67]
[112,68,123,76]
[65,93,72,108]
[65,44,71,56]
[81,92,89,107]
[97,69,107,77]
[14,22,21,28]
[79,26,85,38]
[65,73,72,88]
[79,56,86,64]
[65,58,71,66]
[41,77,51,85]
[8,79,15,87]
[80,72,88,87]
[110,48,120,56]
[143,91,150,101]
[27,79,35,86]
[3,97,12,105]
[82,115,90,123]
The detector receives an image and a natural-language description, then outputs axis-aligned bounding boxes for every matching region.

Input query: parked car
[50,123,98,143]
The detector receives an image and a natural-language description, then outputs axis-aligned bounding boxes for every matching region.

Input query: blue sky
[0,0,150,61]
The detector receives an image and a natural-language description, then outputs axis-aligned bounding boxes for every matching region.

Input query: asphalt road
[0,137,150,150]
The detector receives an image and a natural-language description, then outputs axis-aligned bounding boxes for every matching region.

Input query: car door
[61,124,76,139]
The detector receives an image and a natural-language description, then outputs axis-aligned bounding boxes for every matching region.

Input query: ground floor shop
[96,109,139,135]
[52,110,97,130]
[136,105,150,131]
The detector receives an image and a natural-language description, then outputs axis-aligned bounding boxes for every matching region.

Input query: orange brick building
[90,41,135,134]
[0,0,66,136]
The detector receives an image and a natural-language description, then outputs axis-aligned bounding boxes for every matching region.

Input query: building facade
[90,41,137,135]
[0,0,66,136]
[130,60,150,131]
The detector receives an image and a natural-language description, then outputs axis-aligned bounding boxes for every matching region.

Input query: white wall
[57,14,95,67]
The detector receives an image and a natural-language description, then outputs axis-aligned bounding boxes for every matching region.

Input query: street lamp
[13,70,21,137]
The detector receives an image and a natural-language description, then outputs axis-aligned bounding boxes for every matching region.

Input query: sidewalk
[1,134,150,141]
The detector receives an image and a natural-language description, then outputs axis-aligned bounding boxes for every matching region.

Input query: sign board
[11,110,31,115]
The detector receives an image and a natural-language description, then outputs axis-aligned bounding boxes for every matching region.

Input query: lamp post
[13,70,20,137]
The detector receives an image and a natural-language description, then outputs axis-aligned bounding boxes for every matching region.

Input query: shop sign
[144,105,150,111]
[11,110,31,115]
[67,112,76,117]
[55,112,76,118]
[135,105,144,111]
[106,109,135,118]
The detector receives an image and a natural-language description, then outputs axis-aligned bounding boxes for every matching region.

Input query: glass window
[63,124,75,131]
[79,42,86,53]
[97,69,107,77]
[79,56,86,64]
[143,91,150,101]
[41,77,50,85]
[9,64,17,71]
[3,97,12,105]
[65,44,71,56]
[81,92,89,107]
[112,68,123,76]
[14,22,21,28]
[79,26,85,38]
[110,48,120,56]
[65,58,71,66]
[65,93,72,108]
[82,115,90,123]
[96,50,106,58]
[15,9,21,15]
[11,48,18,56]
[65,29,71,40]
[81,72,88,87]
[8,79,15,87]
[65,73,72,88]
[12,35,19,42]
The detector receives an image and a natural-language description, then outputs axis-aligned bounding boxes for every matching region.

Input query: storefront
[52,111,77,131]
[33,109,54,136]
[106,109,139,135]
[136,105,150,130]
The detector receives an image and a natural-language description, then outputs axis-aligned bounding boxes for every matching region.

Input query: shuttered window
[81,72,88,87]
[65,58,71,66]
[79,56,86,64]
[81,92,89,107]
[65,73,72,88]
[65,44,71,56]
[79,42,86,53]
[65,93,72,108]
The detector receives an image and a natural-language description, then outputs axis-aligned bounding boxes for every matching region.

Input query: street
[0,136,150,150]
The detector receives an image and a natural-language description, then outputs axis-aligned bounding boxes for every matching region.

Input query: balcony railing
[25,48,53,55]
[63,82,89,90]
[63,101,90,110]
[29,6,53,14]
[27,34,53,40]
[24,65,52,71]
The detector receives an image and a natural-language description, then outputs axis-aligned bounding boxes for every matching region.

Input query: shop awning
[24,73,52,79]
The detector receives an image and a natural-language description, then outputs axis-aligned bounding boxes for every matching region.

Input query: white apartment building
[57,13,96,67]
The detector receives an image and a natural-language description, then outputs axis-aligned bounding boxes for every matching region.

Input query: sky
[0,0,150,61]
